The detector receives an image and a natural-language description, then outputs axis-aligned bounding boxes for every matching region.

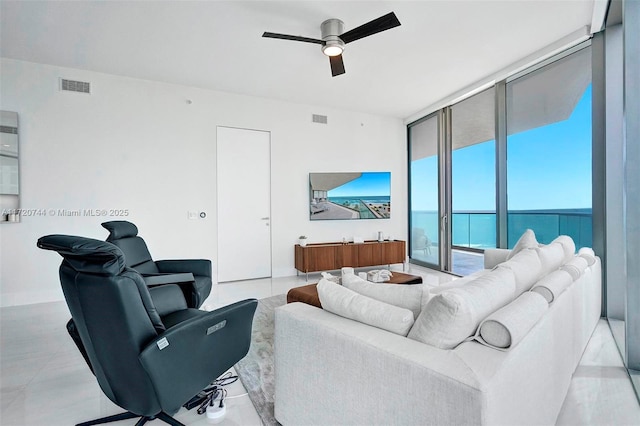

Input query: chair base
[76,411,185,426]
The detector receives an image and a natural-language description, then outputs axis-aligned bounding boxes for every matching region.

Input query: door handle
[260,217,270,220]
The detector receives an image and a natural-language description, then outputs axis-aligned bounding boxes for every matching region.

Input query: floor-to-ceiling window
[450,88,496,274]
[408,44,592,275]
[408,113,440,268]
[506,46,592,248]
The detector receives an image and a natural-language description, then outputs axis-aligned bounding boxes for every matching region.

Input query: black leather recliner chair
[101,221,212,308]
[37,234,257,426]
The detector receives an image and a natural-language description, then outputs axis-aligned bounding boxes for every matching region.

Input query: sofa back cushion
[407,267,516,349]
[317,279,415,336]
[496,249,542,296]
[535,242,566,276]
[506,229,538,260]
[341,274,424,319]
[551,235,576,263]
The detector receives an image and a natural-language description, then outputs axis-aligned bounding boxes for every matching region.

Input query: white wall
[604,25,625,320]
[0,58,407,307]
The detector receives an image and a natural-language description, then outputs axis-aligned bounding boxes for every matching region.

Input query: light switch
[188,211,198,220]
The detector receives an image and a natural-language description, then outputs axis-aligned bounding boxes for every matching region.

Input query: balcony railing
[412,209,593,251]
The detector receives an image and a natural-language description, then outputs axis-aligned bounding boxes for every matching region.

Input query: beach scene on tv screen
[309,172,391,220]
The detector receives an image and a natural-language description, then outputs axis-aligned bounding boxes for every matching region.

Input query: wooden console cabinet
[295,240,406,276]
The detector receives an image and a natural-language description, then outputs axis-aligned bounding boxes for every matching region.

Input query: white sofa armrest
[483,248,512,269]
[274,303,483,426]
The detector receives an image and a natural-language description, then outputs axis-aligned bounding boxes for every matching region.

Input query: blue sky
[412,85,592,211]
[329,172,391,197]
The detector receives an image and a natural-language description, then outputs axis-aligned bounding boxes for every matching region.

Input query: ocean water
[411,209,592,250]
[328,196,391,219]
[328,196,391,204]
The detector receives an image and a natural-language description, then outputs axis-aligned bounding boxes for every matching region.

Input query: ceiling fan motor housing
[321,18,345,55]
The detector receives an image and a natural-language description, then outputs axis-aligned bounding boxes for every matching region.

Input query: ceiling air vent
[60,78,91,94]
[0,126,18,134]
[312,114,328,124]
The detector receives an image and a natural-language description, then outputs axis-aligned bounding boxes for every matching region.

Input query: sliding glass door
[450,89,496,274]
[408,90,497,275]
[409,113,441,269]
[408,44,592,276]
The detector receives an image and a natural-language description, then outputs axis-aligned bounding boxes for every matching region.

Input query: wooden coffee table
[286,271,423,309]
[376,271,423,285]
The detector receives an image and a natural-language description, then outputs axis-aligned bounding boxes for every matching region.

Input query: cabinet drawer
[382,241,405,264]
[358,243,383,266]
[306,246,338,272]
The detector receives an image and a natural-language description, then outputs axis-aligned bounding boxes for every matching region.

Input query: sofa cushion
[530,269,574,304]
[550,235,576,263]
[535,242,565,276]
[484,248,512,269]
[578,247,597,266]
[506,229,538,260]
[496,249,542,296]
[561,256,589,280]
[476,291,548,350]
[341,273,424,319]
[317,279,415,336]
[407,267,516,349]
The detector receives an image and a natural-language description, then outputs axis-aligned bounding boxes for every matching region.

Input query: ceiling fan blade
[262,32,325,45]
[329,55,345,77]
[339,12,401,44]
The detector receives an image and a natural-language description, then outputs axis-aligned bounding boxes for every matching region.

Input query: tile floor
[2,264,639,425]
[411,248,487,276]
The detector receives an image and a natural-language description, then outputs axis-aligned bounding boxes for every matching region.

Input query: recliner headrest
[37,235,126,276]
[102,221,139,241]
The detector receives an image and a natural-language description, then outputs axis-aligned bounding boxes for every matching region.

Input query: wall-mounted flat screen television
[309,172,391,220]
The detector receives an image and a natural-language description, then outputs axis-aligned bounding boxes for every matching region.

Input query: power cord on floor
[183,370,240,413]
[224,392,248,399]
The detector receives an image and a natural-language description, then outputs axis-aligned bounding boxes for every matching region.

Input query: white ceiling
[0,1,596,118]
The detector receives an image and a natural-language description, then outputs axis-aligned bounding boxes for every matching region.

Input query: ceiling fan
[262,12,401,77]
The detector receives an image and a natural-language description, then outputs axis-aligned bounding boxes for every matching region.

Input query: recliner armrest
[138,298,257,414]
[156,259,212,277]
[142,272,195,287]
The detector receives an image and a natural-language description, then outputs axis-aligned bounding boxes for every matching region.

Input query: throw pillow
[407,267,516,350]
[317,279,415,336]
[506,229,538,260]
[530,269,574,304]
[342,273,424,319]
[476,291,548,350]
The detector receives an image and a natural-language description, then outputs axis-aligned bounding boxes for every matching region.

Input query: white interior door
[216,126,271,282]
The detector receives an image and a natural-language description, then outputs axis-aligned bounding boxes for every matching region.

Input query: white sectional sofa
[274,232,602,425]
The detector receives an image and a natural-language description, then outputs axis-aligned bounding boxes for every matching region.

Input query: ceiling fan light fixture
[322,41,344,57]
